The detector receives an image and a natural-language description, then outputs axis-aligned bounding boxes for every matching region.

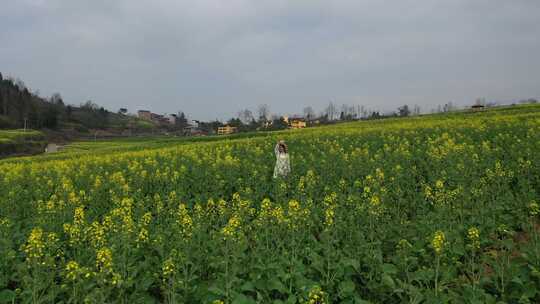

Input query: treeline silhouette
[0,72,136,133]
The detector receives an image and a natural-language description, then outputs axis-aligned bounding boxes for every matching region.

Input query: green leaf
[355,298,374,304]
[138,275,155,290]
[267,278,287,293]
[342,258,360,271]
[339,280,356,295]
[381,274,396,289]
[285,295,297,304]
[241,281,255,292]
[381,263,398,275]
[0,289,16,303]
[232,293,257,304]
[208,285,226,296]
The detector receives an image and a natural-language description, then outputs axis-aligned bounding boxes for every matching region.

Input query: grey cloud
[1,0,539,120]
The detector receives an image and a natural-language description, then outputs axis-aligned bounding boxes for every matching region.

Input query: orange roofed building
[217,125,237,135]
[290,119,307,129]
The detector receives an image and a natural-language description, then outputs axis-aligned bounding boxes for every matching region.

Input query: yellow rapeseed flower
[306,285,326,304]
[529,201,539,216]
[23,227,45,262]
[467,227,480,250]
[96,247,113,273]
[162,257,176,278]
[176,203,193,237]
[221,214,241,240]
[431,230,446,255]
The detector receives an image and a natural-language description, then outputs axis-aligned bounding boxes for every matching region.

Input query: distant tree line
[0,73,62,129]
[2,72,537,136]
[0,72,142,133]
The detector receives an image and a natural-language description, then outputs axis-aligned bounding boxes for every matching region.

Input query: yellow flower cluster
[137,228,149,245]
[324,208,335,228]
[23,227,46,263]
[162,257,176,278]
[232,192,256,217]
[427,132,466,160]
[65,260,92,281]
[96,247,113,273]
[93,246,122,286]
[529,201,539,216]
[467,227,480,250]
[256,198,285,226]
[65,261,81,281]
[63,206,85,246]
[431,230,446,255]
[221,214,242,240]
[362,170,386,216]
[396,239,413,251]
[137,212,153,245]
[88,221,106,248]
[424,180,461,207]
[176,203,193,238]
[22,227,60,267]
[107,197,135,234]
[287,200,310,230]
[0,217,10,228]
[323,193,337,228]
[305,285,326,304]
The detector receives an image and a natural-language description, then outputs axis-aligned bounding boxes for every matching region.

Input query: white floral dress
[273,144,291,178]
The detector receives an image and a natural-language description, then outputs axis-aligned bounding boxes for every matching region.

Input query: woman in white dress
[273,140,291,178]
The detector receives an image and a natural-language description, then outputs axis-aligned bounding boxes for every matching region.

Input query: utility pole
[24,117,28,132]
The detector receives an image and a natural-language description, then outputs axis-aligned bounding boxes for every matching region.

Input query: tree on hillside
[519,98,538,104]
[227,117,243,128]
[14,78,26,91]
[81,100,99,111]
[398,105,410,117]
[50,93,64,106]
[175,111,189,130]
[370,111,381,119]
[443,102,455,112]
[303,106,315,121]
[269,116,288,130]
[77,100,109,128]
[43,104,59,128]
[413,104,421,115]
[247,118,259,131]
[199,120,223,134]
[66,105,73,118]
[257,104,270,122]
[0,81,3,115]
[325,101,337,121]
[238,109,254,125]
[475,98,486,106]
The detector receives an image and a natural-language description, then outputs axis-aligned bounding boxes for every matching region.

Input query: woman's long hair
[279,143,288,154]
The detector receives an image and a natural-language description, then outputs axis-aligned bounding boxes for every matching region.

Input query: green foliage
[0,104,539,302]
[0,129,46,157]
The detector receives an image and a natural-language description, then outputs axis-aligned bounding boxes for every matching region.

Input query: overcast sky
[1,0,539,120]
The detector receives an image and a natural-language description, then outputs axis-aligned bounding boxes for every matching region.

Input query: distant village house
[137,110,152,120]
[138,110,177,125]
[217,125,237,135]
[167,114,177,125]
[471,104,485,111]
[290,119,306,129]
